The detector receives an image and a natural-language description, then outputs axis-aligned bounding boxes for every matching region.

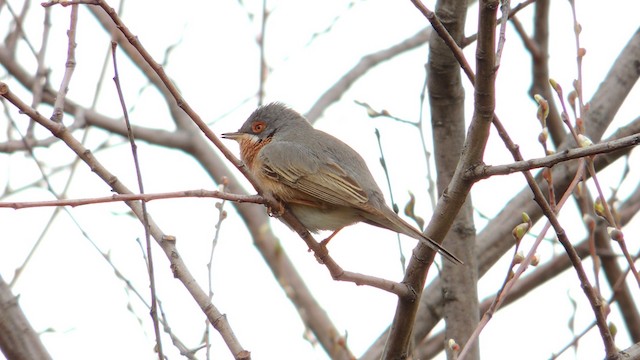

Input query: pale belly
[289,204,361,232]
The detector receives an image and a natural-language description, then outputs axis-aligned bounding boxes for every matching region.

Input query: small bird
[222,102,461,264]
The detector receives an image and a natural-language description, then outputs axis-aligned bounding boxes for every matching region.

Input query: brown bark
[0,275,52,360]
[428,0,479,359]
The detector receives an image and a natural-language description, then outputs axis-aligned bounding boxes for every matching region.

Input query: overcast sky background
[1,0,639,359]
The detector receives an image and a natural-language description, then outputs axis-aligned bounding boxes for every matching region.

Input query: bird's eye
[251,121,266,133]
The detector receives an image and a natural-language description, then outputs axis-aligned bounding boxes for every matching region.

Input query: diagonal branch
[427,0,478,358]
[368,5,640,360]
[0,81,252,360]
[383,1,499,358]
[306,28,432,123]
[1,26,357,360]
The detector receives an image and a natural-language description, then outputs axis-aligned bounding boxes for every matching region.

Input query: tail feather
[362,206,463,264]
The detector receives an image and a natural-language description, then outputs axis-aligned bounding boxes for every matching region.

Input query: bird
[222,102,462,264]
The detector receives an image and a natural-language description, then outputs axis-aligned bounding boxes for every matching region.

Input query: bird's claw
[265,200,285,218]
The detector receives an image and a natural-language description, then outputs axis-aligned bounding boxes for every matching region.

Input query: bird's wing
[259,141,369,208]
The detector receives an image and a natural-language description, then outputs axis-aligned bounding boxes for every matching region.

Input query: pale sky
[0,1,639,359]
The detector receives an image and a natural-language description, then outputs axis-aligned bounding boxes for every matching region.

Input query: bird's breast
[238,136,272,170]
[238,136,302,201]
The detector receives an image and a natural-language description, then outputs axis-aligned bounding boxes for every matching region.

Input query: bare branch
[50,4,78,123]
[470,132,640,179]
[306,28,432,122]
[0,275,53,360]
[0,80,252,360]
[110,41,164,359]
[0,189,265,209]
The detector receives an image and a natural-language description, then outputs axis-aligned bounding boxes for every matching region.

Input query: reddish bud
[531,254,540,266]
[607,227,624,242]
[578,48,587,57]
[549,79,562,94]
[538,128,548,144]
[583,214,596,232]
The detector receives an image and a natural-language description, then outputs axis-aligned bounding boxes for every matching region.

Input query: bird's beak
[221,132,244,141]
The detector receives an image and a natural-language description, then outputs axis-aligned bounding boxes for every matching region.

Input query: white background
[0,1,639,359]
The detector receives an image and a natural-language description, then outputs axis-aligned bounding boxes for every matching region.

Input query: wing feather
[260,142,368,208]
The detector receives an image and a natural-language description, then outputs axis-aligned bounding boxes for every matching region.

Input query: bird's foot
[264,196,286,218]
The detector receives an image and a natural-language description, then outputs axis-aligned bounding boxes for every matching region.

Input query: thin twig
[157,300,200,359]
[461,160,584,358]
[462,0,537,47]
[585,160,640,287]
[551,248,640,359]
[41,0,100,6]
[4,110,89,288]
[0,80,252,360]
[257,0,268,105]
[494,0,511,68]
[489,112,617,359]
[50,3,78,123]
[28,6,52,137]
[412,0,617,358]
[510,15,541,59]
[469,133,640,179]
[306,28,431,122]
[5,0,39,55]
[411,0,476,84]
[373,128,406,273]
[568,0,586,116]
[206,180,229,360]
[83,0,407,298]
[111,42,164,360]
[0,189,264,209]
[418,67,438,210]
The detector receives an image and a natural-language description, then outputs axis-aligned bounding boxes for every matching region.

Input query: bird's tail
[362,207,463,264]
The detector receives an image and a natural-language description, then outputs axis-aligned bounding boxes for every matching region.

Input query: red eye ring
[251,121,266,134]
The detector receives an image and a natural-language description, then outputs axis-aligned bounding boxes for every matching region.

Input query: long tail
[363,207,463,264]
[415,231,463,264]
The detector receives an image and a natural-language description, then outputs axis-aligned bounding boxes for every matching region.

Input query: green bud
[512,222,530,241]
[578,134,593,147]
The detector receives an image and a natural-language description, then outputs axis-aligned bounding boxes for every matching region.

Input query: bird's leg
[320,227,343,247]
[307,228,343,253]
